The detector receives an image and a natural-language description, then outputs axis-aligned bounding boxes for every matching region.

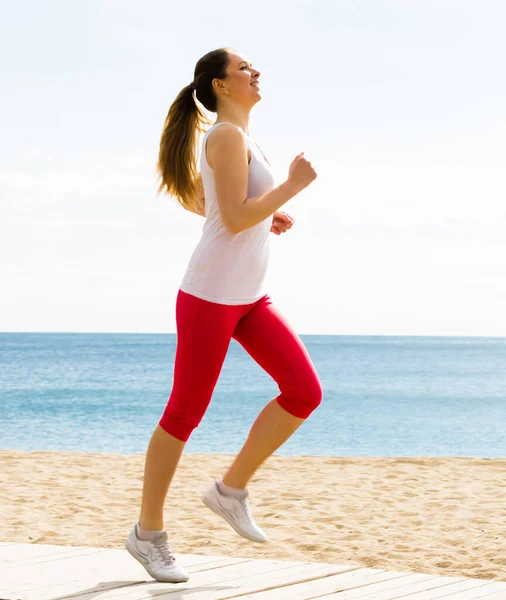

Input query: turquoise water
[1,333,505,457]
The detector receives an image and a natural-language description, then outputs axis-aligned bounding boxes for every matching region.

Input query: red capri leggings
[159,289,323,442]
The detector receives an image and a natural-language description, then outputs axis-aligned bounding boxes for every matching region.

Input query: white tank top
[179,122,277,304]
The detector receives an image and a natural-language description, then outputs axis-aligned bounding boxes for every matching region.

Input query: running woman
[126,47,322,583]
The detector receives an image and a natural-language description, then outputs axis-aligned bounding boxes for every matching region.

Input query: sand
[1,450,505,582]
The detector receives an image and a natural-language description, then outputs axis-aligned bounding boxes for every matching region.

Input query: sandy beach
[1,450,505,582]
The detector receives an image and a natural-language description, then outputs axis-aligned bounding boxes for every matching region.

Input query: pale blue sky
[1,0,505,335]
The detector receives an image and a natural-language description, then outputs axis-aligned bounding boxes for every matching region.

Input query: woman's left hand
[271,211,295,235]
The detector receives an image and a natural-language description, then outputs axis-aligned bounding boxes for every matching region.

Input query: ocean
[1,333,505,457]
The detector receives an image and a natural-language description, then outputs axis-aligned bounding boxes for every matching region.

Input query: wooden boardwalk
[1,541,505,600]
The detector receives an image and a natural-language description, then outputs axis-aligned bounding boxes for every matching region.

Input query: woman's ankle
[138,516,163,532]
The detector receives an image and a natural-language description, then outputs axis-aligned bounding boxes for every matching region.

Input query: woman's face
[218,52,262,105]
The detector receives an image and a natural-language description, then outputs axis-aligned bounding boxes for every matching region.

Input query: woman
[126,47,322,583]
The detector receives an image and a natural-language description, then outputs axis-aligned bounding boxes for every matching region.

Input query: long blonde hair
[156,48,232,213]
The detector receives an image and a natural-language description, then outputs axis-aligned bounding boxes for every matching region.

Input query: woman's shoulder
[205,121,247,141]
[204,123,251,168]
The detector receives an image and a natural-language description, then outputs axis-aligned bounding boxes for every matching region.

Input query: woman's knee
[159,410,198,442]
[159,392,211,442]
[277,375,323,419]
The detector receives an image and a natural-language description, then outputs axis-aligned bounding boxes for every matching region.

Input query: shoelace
[237,496,254,521]
[153,536,176,565]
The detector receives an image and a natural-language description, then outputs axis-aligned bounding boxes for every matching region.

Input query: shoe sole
[125,539,190,583]
[202,493,268,543]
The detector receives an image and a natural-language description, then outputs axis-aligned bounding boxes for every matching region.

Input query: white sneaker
[202,479,268,543]
[125,524,189,583]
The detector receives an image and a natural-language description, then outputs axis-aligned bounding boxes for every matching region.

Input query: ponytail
[156,48,232,214]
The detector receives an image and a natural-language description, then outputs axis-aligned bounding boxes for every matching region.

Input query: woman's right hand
[287,152,317,194]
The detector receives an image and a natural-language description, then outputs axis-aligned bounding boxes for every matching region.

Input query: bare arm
[209,124,300,234]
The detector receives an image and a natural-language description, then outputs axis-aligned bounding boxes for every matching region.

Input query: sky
[1,0,505,336]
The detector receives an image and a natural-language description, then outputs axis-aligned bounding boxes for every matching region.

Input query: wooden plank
[314,574,506,599]
[176,554,254,571]
[0,548,251,599]
[65,559,351,600]
[303,573,446,599]
[0,544,238,572]
[0,542,96,563]
[426,581,506,600]
[0,556,271,600]
[237,568,412,599]
[476,585,506,599]
[163,563,356,600]
[1,543,505,600]
[0,547,125,571]
[373,578,506,599]
[0,548,143,597]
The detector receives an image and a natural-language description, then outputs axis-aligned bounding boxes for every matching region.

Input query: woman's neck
[215,108,251,136]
